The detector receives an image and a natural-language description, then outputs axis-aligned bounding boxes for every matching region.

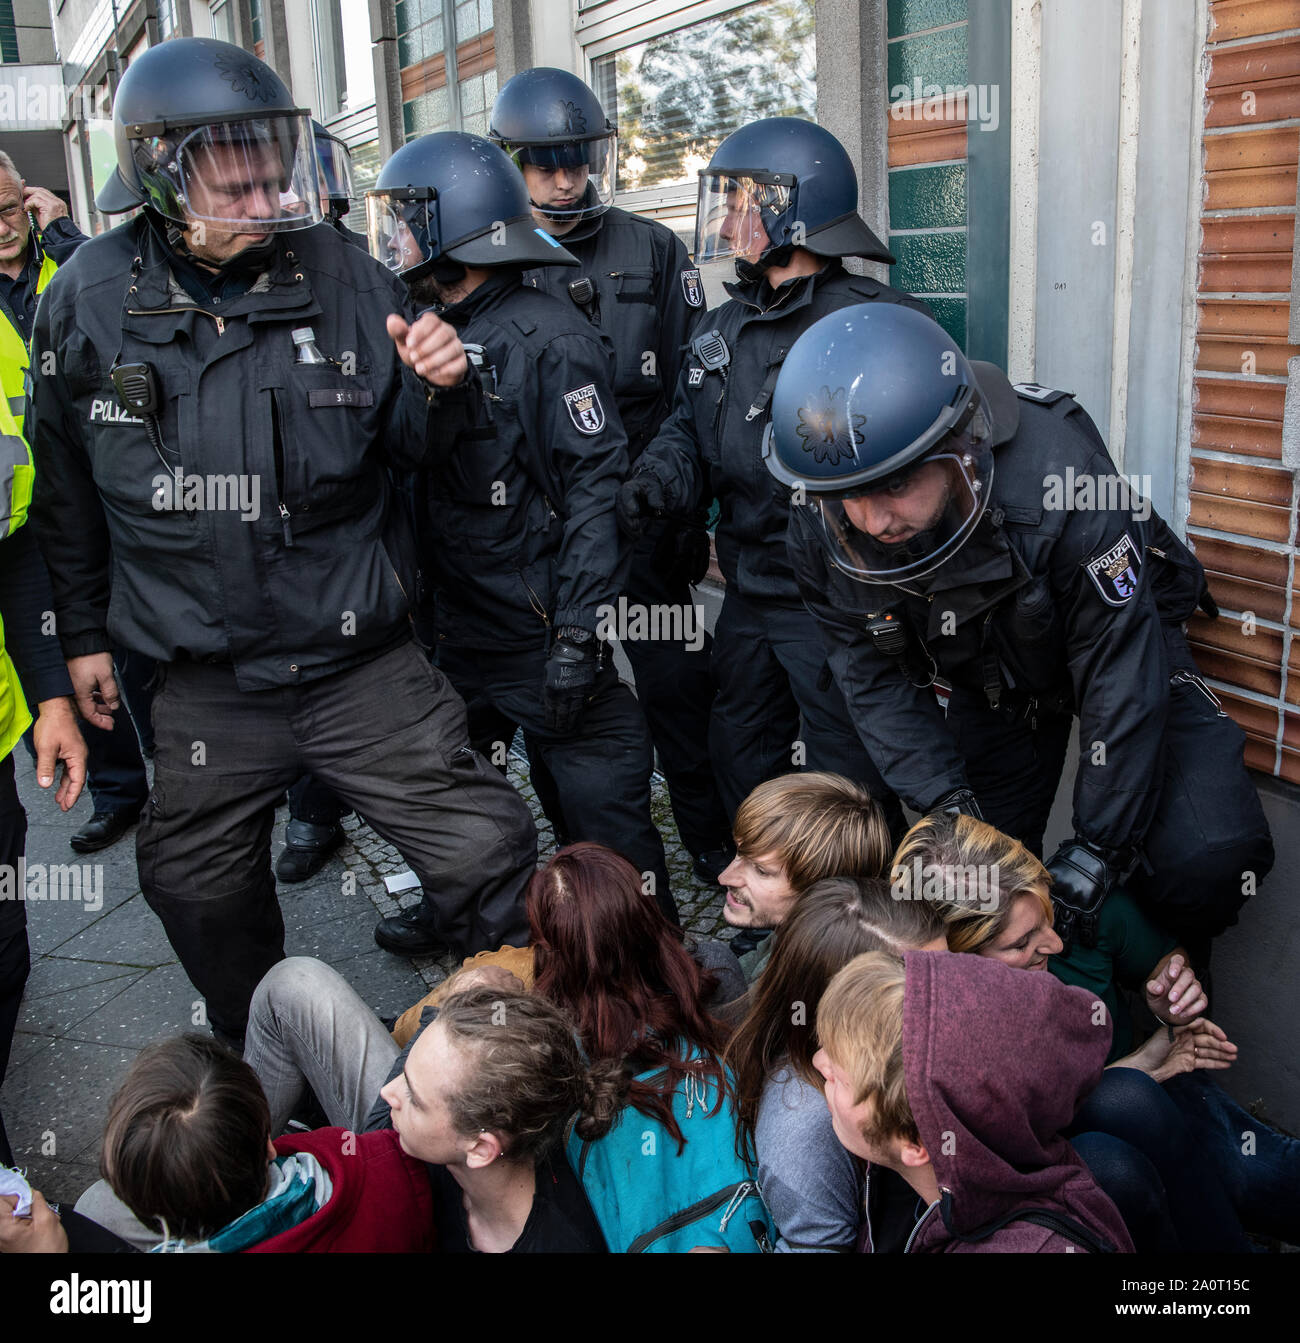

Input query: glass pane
[211,0,236,45]
[397,0,443,35]
[460,73,484,114]
[594,0,816,194]
[462,108,489,137]
[455,0,483,42]
[403,88,450,139]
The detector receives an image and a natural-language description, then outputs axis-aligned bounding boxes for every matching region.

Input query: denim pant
[1070,1067,1252,1252]
[1163,1070,1300,1244]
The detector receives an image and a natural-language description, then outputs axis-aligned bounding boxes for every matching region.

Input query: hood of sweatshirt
[901,951,1133,1253]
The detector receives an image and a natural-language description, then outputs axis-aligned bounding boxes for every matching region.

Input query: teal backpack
[565,1057,775,1253]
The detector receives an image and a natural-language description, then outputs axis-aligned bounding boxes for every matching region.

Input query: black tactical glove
[651,517,711,588]
[929,787,983,820]
[543,628,598,734]
[616,473,665,539]
[1046,840,1116,953]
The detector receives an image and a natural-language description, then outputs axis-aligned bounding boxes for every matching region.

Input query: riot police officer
[490,67,730,879]
[365,131,676,934]
[27,39,538,1044]
[619,117,920,833]
[274,121,367,884]
[766,302,1274,953]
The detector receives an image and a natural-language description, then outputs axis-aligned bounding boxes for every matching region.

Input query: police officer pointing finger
[26,40,538,1046]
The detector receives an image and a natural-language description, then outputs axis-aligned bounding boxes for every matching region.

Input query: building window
[312,0,348,118]
[156,0,178,42]
[396,0,495,140]
[251,0,264,57]
[0,0,20,63]
[589,0,815,199]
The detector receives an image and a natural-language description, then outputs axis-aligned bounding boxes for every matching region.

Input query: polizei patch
[1084,532,1142,607]
[564,384,606,435]
[681,268,704,308]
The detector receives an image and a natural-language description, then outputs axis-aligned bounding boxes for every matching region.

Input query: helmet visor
[504,136,616,222]
[364,189,440,275]
[694,172,791,265]
[135,113,323,231]
[811,439,994,584]
[315,130,356,207]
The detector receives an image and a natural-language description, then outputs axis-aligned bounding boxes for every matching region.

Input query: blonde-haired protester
[812,950,1134,1253]
[894,813,1299,1249]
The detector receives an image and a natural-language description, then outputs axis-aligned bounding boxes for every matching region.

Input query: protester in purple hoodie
[814,949,1134,1253]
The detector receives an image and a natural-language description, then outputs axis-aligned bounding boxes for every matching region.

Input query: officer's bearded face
[841,460,953,546]
[181,141,285,262]
[0,172,31,274]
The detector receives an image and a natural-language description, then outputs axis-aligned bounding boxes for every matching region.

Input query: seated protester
[531,844,771,1251]
[372,986,621,1253]
[725,878,946,1251]
[814,950,1135,1253]
[900,813,1294,1249]
[529,841,731,1129]
[63,1035,434,1253]
[718,772,893,982]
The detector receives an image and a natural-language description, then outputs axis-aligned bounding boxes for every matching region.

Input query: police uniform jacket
[27,214,478,691]
[637,261,930,606]
[523,204,701,458]
[425,269,629,653]
[790,373,1211,861]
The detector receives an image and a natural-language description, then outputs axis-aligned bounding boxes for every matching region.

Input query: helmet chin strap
[734,243,795,286]
[149,209,279,276]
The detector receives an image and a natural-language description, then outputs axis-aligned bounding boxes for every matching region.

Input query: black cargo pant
[137,641,537,1040]
[619,528,729,857]
[709,590,905,835]
[0,753,29,1166]
[437,641,676,923]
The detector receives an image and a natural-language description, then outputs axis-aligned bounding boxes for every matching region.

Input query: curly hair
[436,987,629,1161]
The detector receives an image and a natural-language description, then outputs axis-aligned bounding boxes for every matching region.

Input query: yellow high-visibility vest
[0,248,58,435]
[0,395,37,758]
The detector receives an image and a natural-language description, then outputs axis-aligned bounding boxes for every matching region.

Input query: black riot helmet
[762,304,1022,585]
[366,131,578,285]
[695,118,894,283]
[488,67,617,224]
[312,120,356,220]
[97,37,322,230]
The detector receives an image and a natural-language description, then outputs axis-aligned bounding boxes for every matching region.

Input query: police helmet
[366,131,578,283]
[763,304,1006,584]
[488,68,617,223]
[97,38,322,231]
[312,120,356,219]
[695,118,894,282]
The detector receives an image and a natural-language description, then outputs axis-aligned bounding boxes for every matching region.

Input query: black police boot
[692,848,733,884]
[70,806,144,854]
[275,819,345,884]
[374,901,446,958]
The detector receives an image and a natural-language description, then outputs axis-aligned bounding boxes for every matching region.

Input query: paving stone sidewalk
[3,746,734,1205]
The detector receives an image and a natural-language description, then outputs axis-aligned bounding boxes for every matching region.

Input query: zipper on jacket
[269,389,293,546]
[128,306,225,334]
[626,1180,755,1253]
[903,1195,943,1253]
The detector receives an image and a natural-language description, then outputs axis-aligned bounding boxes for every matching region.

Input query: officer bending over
[27,40,538,1046]
[768,303,1273,958]
[620,118,921,836]
[489,68,729,879]
[364,131,675,941]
